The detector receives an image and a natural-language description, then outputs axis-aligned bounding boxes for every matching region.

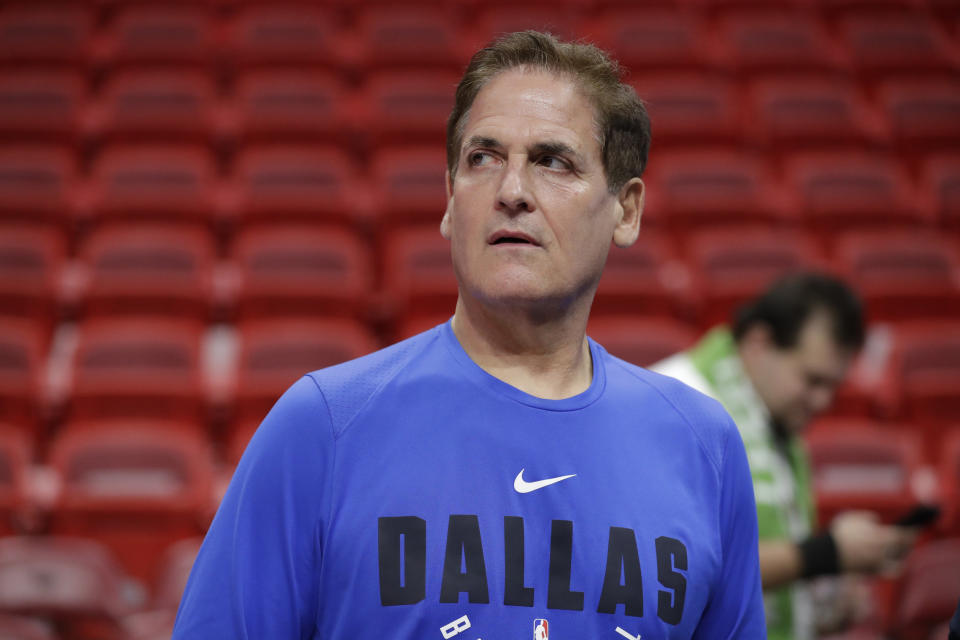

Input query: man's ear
[740,323,774,354]
[440,169,454,239]
[612,178,644,248]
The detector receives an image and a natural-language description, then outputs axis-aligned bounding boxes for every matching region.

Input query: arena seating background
[0,0,958,638]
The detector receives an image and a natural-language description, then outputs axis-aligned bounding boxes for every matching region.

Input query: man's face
[748,312,854,434]
[441,69,641,313]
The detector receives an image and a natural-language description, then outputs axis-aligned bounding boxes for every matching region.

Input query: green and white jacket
[654,327,817,640]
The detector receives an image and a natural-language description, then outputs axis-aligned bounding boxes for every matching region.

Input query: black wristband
[798,531,840,578]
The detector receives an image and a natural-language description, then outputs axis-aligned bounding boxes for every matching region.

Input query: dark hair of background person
[733,272,866,352]
[446,30,652,193]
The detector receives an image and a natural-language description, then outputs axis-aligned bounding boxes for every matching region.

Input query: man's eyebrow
[529,141,580,159]
[464,135,501,151]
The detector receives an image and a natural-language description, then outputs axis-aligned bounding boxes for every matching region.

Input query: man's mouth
[489,231,538,246]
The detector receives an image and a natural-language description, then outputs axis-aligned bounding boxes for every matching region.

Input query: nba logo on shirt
[533,619,548,640]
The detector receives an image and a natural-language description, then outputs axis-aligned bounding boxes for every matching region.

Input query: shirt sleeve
[693,415,767,639]
[172,375,334,639]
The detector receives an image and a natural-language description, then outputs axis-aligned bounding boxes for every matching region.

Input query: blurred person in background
[654,272,917,640]
[172,30,766,638]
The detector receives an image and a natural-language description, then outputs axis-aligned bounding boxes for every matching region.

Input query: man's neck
[451,297,594,400]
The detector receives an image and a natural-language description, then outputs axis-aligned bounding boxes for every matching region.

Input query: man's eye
[468,151,493,167]
[537,155,569,171]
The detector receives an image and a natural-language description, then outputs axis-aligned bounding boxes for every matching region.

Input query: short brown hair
[446,30,651,193]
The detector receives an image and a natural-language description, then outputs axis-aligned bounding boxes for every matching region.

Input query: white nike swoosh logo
[513,469,576,494]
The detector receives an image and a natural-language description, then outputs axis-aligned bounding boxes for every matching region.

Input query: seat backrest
[786,152,924,226]
[0,145,76,217]
[95,70,217,140]
[588,317,697,368]
[0,71,85,139]
[0,535,140,619]
[0,5,92,65]
[99,5,214,67]
[630,73,741,144]
[90,145,215,221]
[717,10,846,74]
[50,422,213,513]
[233,145,358,223]
[371,146,447,225]
[589,9,713,72]
[354,6,467,71]
[895,538,960,635]
[233,225,372,318]
[225,5,341,68]
[234,70,347,141]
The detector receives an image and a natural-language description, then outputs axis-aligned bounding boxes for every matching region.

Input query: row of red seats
[0,3,957,77]
[1,71,957,155]
[0,419,958,631]
[0,146,957,231]
[3,224,958,329]
[2,313,958,443]
[0,531,955,640]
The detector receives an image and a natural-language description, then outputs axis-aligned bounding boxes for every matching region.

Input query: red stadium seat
[0,225,64,327]
[68,319,206,424]
[685,227,826,329]
[0,614,56,640]
[354,71,459,148]
[886,321,960,441]
[232,225,373,320]
[351,6,467,72]
[230,145,361,228]
[785,152,928,230]
[879,80,960,156]
[370,146,447,227]
[89,70,221,144]
[79,226,215,321]
[0,146,77,226]
[48,423,214,585]
[594,233,693,319]
[95,5,216,68]
[0,320,45,433]
[86,145,217,227]
[589,9,716,73]
[225,420,258,467]
[0,429,31,535]
[471,6,578,46]
[587,316,697,368]
[0,536,139,639]
[747,77,888,151]
[151,537,201,611]
[840,15,960,80]
[643,149,795,228]
[0,5,93,66]
[834,232,960,322]
[232,318,379,427]
[716,11,849,76]
[120,537,201,637]
[0,71,85,143]
[630,73,742,146]
[813,0,926,17]
[939,430,960,535]
[231,71,348,144]
[892,538,960,640]
[392,312,451,343]
[381,226,457,326]
[921,154,960,230]
[225,5,342,70]
[805,421,925,525]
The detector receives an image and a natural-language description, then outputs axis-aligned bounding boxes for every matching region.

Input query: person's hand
[830,511,915,574]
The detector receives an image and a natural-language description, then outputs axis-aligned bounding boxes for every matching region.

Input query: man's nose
[495,156,534,214]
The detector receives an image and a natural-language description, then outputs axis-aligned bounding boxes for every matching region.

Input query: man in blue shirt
[173,31,765,639]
